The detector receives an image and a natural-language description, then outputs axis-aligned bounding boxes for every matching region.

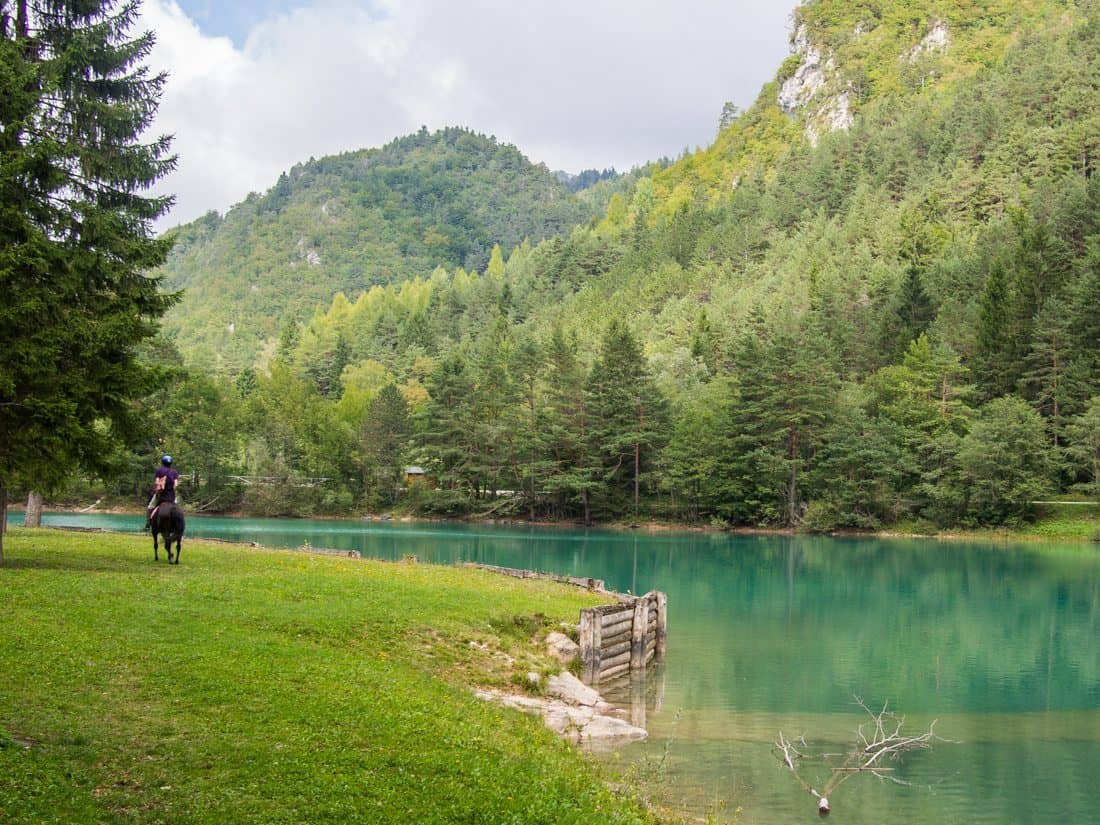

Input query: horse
[150,500,185,564]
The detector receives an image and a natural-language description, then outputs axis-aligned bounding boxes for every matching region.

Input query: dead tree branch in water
[773,696,950,815]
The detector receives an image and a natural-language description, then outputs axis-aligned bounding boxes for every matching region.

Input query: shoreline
[11,502,1099,546]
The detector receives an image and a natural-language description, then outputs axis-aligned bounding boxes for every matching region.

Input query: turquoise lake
[18,512,1100,824]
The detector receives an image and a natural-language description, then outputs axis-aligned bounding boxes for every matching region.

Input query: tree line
[5,0,1100,542]
[95,5,1100,531]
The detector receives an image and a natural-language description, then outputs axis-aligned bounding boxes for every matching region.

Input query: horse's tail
[170,504,186,535]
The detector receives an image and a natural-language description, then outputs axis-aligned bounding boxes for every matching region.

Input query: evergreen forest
[86,0,1100,531]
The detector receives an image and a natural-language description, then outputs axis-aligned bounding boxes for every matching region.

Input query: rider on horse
[145,455,180,529]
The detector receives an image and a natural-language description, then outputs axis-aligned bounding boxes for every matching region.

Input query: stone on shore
[545,632,579,665]
[476,686,647,744]
[545,671,600,707]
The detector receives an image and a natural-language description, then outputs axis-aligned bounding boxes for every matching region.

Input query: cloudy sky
[140,0,801,229]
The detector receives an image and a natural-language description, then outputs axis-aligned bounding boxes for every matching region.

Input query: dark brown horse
[150,501,185,564]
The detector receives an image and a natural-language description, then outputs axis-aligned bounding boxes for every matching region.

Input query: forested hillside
[122,0,1100,531]
[158,128,616,372]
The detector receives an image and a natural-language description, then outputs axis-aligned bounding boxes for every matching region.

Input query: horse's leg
[173,536,181,565]
[153,530,159,561]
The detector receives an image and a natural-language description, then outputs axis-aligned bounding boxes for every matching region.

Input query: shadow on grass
[0,551,175,575]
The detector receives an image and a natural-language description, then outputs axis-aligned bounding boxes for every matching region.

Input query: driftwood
[774,696,949,815]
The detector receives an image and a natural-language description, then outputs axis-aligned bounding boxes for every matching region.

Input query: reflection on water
[597,665,668,735]
[20,512,1100,823]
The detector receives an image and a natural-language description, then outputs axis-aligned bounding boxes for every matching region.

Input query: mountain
[142,0,1100,529]
[301,0,1098,367]
[526,0,1100,357]
[265,0,1099,524]
[158,127,604,372]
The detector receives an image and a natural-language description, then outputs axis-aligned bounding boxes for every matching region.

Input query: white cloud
[141,0,798,229]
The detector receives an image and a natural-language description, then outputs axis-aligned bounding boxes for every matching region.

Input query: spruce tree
[416,353,477,504]
[880,264,936,362]
[806,391,902,530]
[1066,397,1100,506]
[585,320,667,521]
[760,327,840,526]
[501,334,551,519]
[324,335,351,399]
[1067,240,1100,391]
[975,261,1016,399]
[689,309,719,375]
[725,311,786,524]
[541,326,599,524]
[661,377,738,522]
[362,383,409,507]
[1019,296,1079,445]
[0,0,176,561]
[276,319,301,363]
[955,397,1056,525]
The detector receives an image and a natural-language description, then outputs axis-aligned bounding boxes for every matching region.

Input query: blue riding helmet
[161,455,173,466]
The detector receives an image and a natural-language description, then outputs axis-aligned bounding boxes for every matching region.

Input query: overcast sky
[140,0,801,229]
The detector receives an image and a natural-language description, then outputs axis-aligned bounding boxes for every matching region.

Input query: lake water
[18,512,1100,824]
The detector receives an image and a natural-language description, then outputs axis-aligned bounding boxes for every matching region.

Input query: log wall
[580,591,667,684]
[459,562,606,592]
[456,562,666,686]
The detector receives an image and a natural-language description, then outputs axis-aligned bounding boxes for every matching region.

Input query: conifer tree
[724,310,787,524]
[276,318,300,363]
[689,309,720,375]
[760,327,840,526]
[880,264,936,362]
[1019,296,1079,445]
[955,397,1056,524]
[501,333,551,518]
[0,0,176,561]
[1066,397,1100,505]
[468,317,516,497]
[362,383,409,507]
[1009,215,1073,351]
[235,367,258,398]
[975,261,1016,399]
[661,377,738,521]
[416,352,477,504]
[541,326,599,524]
[1067,240,1100,390]
[586,320,667,521]
[323,335,351,400]
[806,389,903,530]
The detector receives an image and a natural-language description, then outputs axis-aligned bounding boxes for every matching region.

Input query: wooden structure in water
[460,562,667,686]
[579,591,667,685]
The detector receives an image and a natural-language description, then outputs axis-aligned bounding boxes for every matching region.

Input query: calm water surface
[22,512,1100,824]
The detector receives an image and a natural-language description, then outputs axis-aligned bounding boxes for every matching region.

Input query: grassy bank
[889,503,1100,544]
[0,528,657,824]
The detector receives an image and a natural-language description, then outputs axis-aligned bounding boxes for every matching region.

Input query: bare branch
[772,732,820,798]
[773,696,953,815]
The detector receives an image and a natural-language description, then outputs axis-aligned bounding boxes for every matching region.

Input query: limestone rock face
[908,20,950,60]
[778,26,832,116]
[777,23,854,144]
[819,90,853,137]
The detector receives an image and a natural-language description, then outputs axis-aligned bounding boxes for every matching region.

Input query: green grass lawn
[927,502,1100,543]
[0,528,658,824]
